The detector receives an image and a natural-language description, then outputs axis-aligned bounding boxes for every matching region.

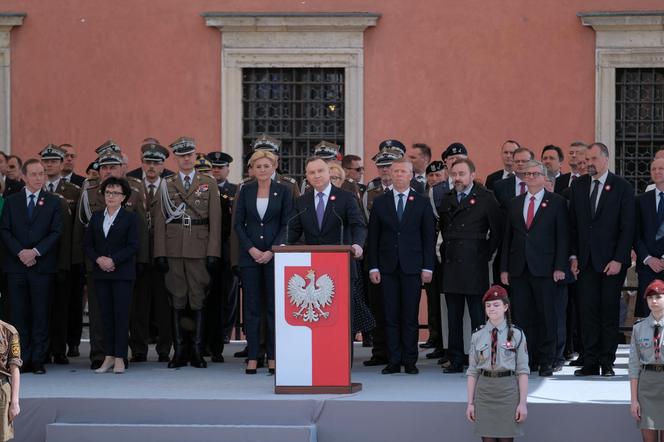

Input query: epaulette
[54,193,67,201]
[126,176,142,184]
[241,176,254,184]
[281,175,297,184]
[347,177,355,183]
[130,186,141,194]
[65,181,81,190]
[166,175,178,183]
[634,317,647,325]
[472,324,485,333]
[85,178,100,189]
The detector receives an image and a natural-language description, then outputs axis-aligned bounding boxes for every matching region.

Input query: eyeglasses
[330,176,342,181]
[522,172,544,178]
[104,191,124,197]
[345,167,364,172]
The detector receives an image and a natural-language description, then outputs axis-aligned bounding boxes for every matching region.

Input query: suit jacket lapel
[105,208,124,239]
[29,192,46,223]
[647,189,658,225]
[385,190,400,225]
[246,182,261,221]
[528,191,550,229]
[173,173,187,198]
[514,193,528,232]
[263,181,278,221]
[320,187,338,233]
[400,190,415,225]
[306,191,319,232]
[594,173,612,218]
[187,173,200,198]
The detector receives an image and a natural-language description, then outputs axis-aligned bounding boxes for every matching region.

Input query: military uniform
[154,137,221,368]
[0,321,21,442]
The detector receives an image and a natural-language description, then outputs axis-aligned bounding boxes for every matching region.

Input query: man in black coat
[569,142,635,377]
[501,160,569,377]
[492,147,535,209]
[367,159,436,375]
[554,141,587,195]
[438,158,503,373]
[58,144,86,187]
[0,159,63,374]
[485,140,519,191]
[0,152,23,197]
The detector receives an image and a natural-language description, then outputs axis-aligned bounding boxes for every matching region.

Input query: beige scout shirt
[466,320,530,377]
[0,321,22,377]
[629,314,664,379]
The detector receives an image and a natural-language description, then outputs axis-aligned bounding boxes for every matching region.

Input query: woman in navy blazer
[84,177,139,374]
[234,150,293,374]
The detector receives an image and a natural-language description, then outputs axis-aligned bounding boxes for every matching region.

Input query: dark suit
[568,172,635,369]
[84,208,139,358]
[0,189,63,365]
[367,189,435,366]
[410,177,426,195]
[2,177,23,197]
[438,183,503,366]
[234,180,293,360]
[634,190,664,317]
[485,169,509,192]
[126,167,175,180]
[555,173,571,194]
[431,180,450,212]
[493,175,527,210]
[501,190,568,369]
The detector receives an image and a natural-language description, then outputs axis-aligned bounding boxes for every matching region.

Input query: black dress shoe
[426,349,445,359]
[211,354,225,363]
[363,357,388,367]
[574,366,600,377]
[381,364,401,374]
[268,368,275,375]
[443,364,464,374]
[404,364,419,375]
[245,368,257,375]
[419,340,435,349]
[90,360,103,370]
[158,354,171,363]
[601,366,615,377]
[539,366,554,377]
[67,346,80,357]
[32,364,46,374]
[53,354,69,365]
[569,357,585,367]
[437,356,451,366]
[130,354,147,363]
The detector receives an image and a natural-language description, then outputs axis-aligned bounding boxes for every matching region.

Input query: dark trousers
[7,272,53,364]
[205,259,227,356]
[445,292,484,366]
[130,264,171,357]
[381,271,421,366]
[510,271,558,368]
[96,279,134,359]
[66,264,85,348]
[49,272,70,355]
[564,281,583,357]
[86,266,104,362]
[553,283,568,365]
[367,274,388,361]
[576,267,627,368]
[241,265,275,360]
[424,264,443,350]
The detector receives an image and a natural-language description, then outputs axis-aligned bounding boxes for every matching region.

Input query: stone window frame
[0,13,25,154]
[579,11,664,164]
[203,12,380,182]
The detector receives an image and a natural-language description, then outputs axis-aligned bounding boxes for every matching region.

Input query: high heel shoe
[94,357,114,374]
[113,358,126,374]
[246,360,257,375]
[268,360,275,375]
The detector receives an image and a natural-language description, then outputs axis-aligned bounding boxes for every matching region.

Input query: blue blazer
[0,189,63,274]
[635,190,664,275]
[84,208,139,280]
[367,189,436,275]
[233,180,293,268]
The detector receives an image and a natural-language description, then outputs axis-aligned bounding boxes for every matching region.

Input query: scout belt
[480,369,515,377]
[169,218,209,226]
[642,364,664,372]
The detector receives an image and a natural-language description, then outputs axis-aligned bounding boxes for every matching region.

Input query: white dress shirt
[514,176,526,195]
[522,188,545,224]
[25,189,41,206]
[103,208,120,237]
[46,178,61,193]
[179,171,196,187]
[589,170,609,205]
[393,187,411,211]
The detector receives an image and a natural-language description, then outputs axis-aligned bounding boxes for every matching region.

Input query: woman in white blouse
[234,151,293,374]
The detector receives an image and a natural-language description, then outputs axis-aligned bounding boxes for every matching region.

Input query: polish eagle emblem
[287,269,335,322]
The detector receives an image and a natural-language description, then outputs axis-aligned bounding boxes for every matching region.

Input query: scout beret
[644,279,664,298]
[169,137,196,156]
[314,140,341,160]
[482,285,509,303]
[379,139,406,156]
[97,151,123,167]
[252,134,281,153]
[426,160,445,174]
[95,140,122,156]
[39,144,66,160]
[141,143,169,162]
[443,142,468,160]
[206,151,233,167]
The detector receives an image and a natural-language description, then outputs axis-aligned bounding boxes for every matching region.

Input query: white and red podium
[273,245,362,394]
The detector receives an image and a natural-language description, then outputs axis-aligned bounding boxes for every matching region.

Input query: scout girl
[0,320,21,441]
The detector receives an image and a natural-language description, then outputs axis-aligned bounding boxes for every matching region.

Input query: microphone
[285,207,307,245]
[331,205,344,246]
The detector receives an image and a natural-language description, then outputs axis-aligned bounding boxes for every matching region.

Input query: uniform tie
[491,328,498,368]
[397,193,404,221]
[183,175,191,192]
[590,179,600,218]
[316,192,325,229]
[519,181,526,195]
[655,324,662,362]
[457,192,466,204]
[526,195,536,229]
[48,183,55,193]
[27,194,35,218]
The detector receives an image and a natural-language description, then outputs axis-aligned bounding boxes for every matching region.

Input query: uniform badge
[604,184,611,192]
[329,195,336,201]
[477,349,487,364]
[541,201,548,208]
[408,195,415,201]
[198,184,209,192]
[195,200,200,205]
[126,201,133,207]
[274,192,278,196]
[38,198,45,207]
[10,335,20,358]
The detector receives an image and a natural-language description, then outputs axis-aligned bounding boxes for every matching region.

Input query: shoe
[189,310,207,368]
[168,309,187,368]
[426,349,444,359]
[90,360,103,370]
[574,366,600,377]
[130,354,147,363]
[53,354,69,365]
[32,364,46,374]
[443,364,464,374]
[158,354,170,363]
[67,346,80,357]
[539,366,554,377]
[246,360,258,375]
[569,357,585,367]
[223,335,231,345]
[113,366,125,374]
[601,366,615,377]
[419,340,435,349]
[211,354,225,363]
[268,360,275,375]
[404,364,419,375]
[437,356,450,366]
[363,357,388,367]
[234,347,248,358]
[552,363,564,373]
[381,364,401,374]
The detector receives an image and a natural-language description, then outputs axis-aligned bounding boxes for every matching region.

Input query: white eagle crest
[287,269,335,322]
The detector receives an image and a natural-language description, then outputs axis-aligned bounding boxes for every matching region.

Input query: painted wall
[3,0,663,180]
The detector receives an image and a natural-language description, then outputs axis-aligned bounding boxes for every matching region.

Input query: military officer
[154,137,221,369]
[40,144,80,365]
[300,141,362,198]
[128,142,172,363]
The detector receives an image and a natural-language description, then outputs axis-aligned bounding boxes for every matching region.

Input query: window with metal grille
[242,68,345,180]
[615,68,664,192]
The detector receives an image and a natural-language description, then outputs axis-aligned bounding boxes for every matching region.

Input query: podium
[272,245,362,394]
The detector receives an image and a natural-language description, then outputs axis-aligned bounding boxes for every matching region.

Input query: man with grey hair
[500,159,569,377]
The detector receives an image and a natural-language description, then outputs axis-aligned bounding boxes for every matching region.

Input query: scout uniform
[40,144,80,364]
[467,286,530,439]
[154,137,221,368]
[0,321,20,441]
[629,279,664,430]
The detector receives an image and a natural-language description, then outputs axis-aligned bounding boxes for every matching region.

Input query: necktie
[526,196,536,229]
[397,193,404,221]
[184,175,191,192]
[491,328,498,367]
[48,183,55,193]
[590,179,600,218]
[383,186,390,194]
[656,193,664,241]
[519,181,526,195]
[27,194,35,218]
[316,192,325,229]
[570,174,577,183]
[457,192,465,204]
[655,324,661,362]
[149,184,155,197]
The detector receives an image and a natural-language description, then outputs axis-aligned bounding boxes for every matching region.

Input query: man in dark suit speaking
[1,159,63,374]
[367,159,436,375]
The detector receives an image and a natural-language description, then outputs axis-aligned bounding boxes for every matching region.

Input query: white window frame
[0,13,25,154]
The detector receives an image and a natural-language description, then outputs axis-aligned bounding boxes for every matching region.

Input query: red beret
[644,279,664,298]
[482,285,509,303]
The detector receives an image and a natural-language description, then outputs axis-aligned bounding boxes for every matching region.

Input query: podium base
[275,383,362,395]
